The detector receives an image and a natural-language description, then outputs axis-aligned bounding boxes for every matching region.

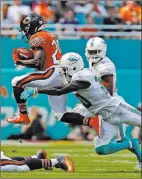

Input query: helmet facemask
[61,66,72,83]
[86,49,105,64]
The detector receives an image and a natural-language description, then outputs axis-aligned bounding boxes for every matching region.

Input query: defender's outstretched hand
[20,88,37,100]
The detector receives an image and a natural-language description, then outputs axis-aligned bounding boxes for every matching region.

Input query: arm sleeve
[38,81,91,96]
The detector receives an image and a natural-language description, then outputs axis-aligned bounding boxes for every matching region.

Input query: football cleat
[131,138,142,162]
[55,156,74,172]
[135,162,142,170]
[89,115,104,138]
[6,113,30,125]
[36,149,47,160]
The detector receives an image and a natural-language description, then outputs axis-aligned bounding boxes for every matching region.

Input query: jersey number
[75,93,92,108]
[52,40,61,64]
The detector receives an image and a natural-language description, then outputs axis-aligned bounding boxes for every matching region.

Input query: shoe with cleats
[55,156,74,172]
[6,113,30,125]
[89,115,104,138]
[131,138,142,162]
[36,149,47,159]
[135,162,142,170]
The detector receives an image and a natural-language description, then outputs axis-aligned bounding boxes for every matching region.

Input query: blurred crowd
[1,0,141,39]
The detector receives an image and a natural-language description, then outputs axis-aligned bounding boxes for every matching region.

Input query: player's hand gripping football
[20,88,38,100]
[12,48,38,68]
[12,48,21,64]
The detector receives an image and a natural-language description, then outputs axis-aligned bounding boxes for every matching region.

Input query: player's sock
[117,136,131,142]
[60,112,91,126]
[95,141,131,155]
[51,159,58,166]
[13,87,27,114]
[23,158,52,170]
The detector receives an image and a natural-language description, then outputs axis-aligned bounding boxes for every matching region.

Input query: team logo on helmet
[68,54,80,64]
[68,57,79,64]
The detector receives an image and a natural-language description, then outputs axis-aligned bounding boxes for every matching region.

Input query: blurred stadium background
[1,0,141,142]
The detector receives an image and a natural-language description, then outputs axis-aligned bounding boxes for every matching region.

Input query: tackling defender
[74,37,136,140]
[22,53,141,169]
[1,149,74,172]
[6,13,66,125]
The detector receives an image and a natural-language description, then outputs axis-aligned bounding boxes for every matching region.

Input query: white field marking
[94,168,108,171]
[51,153,70,156]
[20,148,134,157]
[89,153,135,158]
[1,140,93,146]
[51,153,135,158]
[51,153,81,157]
[91,160,135,164]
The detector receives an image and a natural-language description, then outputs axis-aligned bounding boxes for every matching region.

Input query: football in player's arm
[6,13,66,125]
[12,47,44,69]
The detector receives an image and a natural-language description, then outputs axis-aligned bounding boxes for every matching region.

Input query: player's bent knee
[95,145,109,155]
[11,74,28,87]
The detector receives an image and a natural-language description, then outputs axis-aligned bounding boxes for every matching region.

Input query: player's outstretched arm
[20,81,90,100]
[38,81,91,96]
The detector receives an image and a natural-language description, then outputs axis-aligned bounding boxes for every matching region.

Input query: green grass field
[1,141,141,178]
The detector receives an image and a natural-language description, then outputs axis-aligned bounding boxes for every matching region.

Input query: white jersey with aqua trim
[71,68,120,118]
[89,56,117,94]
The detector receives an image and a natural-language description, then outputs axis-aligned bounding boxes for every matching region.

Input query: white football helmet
[85,37,107,64]
[60,52,84,82]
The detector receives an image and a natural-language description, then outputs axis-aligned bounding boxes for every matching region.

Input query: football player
[76,37,141,141]
[22,53,141,169]
[6,13,66,125]
[74,37,133,139]
[1,149,74,172]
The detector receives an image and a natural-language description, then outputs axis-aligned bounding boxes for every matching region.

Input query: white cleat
[135,162,142,170]
[1,151,4,156]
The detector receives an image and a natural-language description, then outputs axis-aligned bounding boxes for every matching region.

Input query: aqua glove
[20,87,37,100]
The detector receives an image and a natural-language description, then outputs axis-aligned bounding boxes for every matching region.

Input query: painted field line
[1,140,93,146]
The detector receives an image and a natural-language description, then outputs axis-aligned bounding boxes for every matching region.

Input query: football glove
[20,88,38,100]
